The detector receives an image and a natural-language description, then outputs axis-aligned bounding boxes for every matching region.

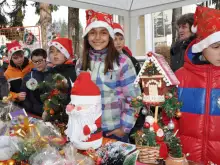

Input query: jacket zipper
[202,66,211,162]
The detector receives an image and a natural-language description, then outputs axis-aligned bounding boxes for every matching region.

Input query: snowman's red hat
[71,72,101,105]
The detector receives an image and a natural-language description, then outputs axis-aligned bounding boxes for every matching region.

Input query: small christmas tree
[164,129,183,158]
[38,73,69,123]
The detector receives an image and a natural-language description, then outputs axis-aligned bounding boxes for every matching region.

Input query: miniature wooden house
[134,52,179,104]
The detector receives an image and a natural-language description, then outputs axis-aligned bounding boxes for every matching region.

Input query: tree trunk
[39,3,52,49]
[68,7,79,59]
[171,7,182,45]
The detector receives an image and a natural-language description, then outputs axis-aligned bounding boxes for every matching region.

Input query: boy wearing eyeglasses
[4,41,34,104]
[21,48,48,116]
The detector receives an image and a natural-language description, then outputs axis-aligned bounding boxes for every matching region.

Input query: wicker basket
[136,145,160,164]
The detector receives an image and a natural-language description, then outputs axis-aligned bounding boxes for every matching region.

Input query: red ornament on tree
[135,113,139,118]
[144,122,150,128]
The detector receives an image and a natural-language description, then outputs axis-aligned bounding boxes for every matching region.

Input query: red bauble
[135,113,139,118]
[147,52,153,57]
[144,122,150,128]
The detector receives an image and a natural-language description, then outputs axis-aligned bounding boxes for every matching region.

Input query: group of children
[0,5,219,164]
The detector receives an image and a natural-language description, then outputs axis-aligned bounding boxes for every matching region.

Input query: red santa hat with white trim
[113,23,124,36]
[71,72,101,105]
[6,41,24,60]
[48,38,74,59]
[191,6,220,53]
[83,9,114,38]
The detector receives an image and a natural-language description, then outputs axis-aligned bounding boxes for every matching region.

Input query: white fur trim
[72,137,103,150]
[192,31,220,53]
[88,124,97,133]
[71,95,101,105]
[48,41,70,59]
[114,29,124,36]
[8,47,23,60]
[82,21,114,38]
[191,25,197,34]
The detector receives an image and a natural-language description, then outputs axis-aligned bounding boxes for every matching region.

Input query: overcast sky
[5,0,86,28]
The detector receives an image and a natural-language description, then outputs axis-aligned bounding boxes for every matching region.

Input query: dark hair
[31,48,47,59]
[115,32,124,37]
[13,50,24,56]
[177,13,194,31]
[82,36,120,74]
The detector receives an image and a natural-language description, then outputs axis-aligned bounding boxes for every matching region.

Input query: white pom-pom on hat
[191,25,197,33]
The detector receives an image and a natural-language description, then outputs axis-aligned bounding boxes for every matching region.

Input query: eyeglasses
[32,59,45,65]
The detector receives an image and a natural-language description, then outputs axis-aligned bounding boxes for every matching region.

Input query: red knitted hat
[113,23,124,36]
[48,38,74,59]
[6,41,24,60]
[71,72,101,105]
[191,6,220,53]
[83,9,114,38]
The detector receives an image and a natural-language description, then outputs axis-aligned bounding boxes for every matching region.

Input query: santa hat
[191,6,220,53]
[83,9,114,38]
[71,72,101,105]
[113,23,124,36]
[6,41,24,60]
[48,38,74,59]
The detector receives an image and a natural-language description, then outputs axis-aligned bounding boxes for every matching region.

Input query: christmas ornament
[26,78,38,91]
[156,128,164,138]
[145,116,154,125]
[23,30,37,45]
[149,127,154,132]
[26,72,38,91]
[144,122,150,129]
[142,108,148,115]
[167,120,175,130]
[135,113,139,118]
[176,110,182,118]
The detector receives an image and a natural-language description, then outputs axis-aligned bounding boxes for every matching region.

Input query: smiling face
[178,23,192,41]
[49,46,67,65]
[87,27,110,51]
[202,42,220,66]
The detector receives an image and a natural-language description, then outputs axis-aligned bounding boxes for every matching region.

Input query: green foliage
[165,130,183,158]
[142,128,158,147]
[132,128,158,147]
[7,0,27,27]
[161,88,183,118]
[33,2,58,15]
[38,73,69,123]
[143,62,159,76]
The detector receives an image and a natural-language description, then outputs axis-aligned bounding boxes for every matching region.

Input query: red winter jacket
[175,40,220,164]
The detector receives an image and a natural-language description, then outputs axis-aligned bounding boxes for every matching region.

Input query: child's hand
[106,127,125,137]
[18,92,26,101]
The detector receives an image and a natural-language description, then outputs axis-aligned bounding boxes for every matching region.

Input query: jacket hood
[184,39,220,73]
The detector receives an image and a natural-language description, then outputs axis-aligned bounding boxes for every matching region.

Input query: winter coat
[0,69,8,100]
[170,35,196,72]
[175,40,220,164]
[20,69,49,116]
[76,49,141,133]
[4,58,34,101]
[122,49,141,76]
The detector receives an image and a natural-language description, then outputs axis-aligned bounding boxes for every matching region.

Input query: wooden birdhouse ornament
[134,52,179,105]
